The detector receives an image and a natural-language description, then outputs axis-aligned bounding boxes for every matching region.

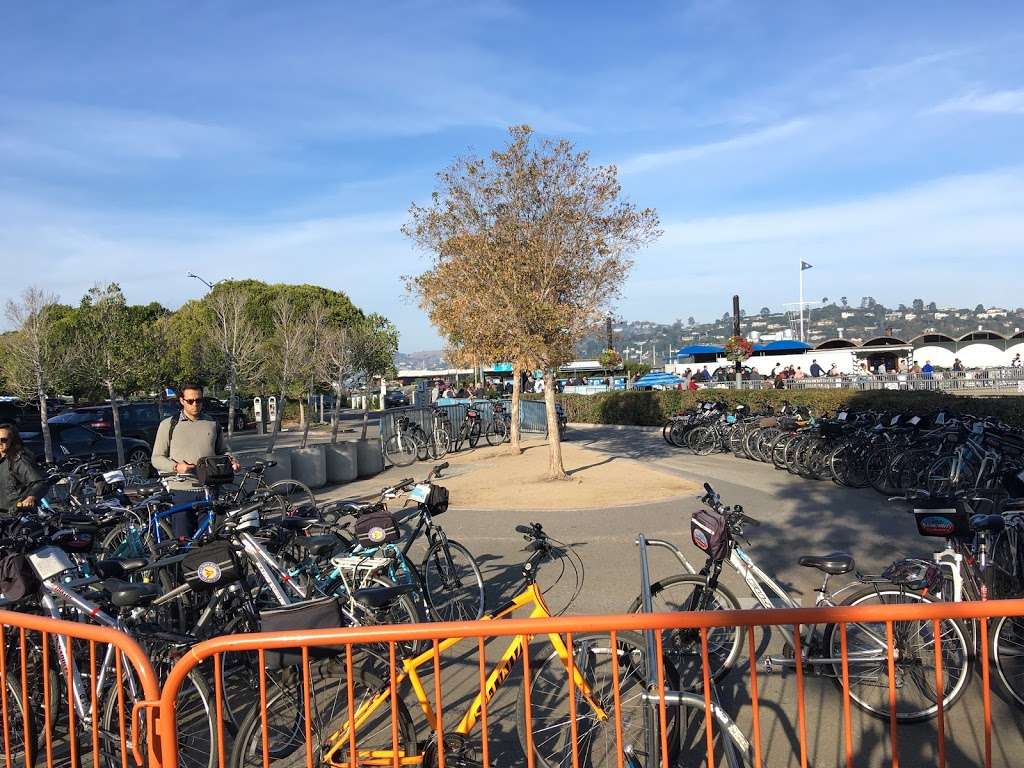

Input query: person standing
[0,423,48,515]
[151,384,240,538]
[809,359,823,377]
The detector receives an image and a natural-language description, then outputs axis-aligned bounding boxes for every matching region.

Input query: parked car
[162,397,249,432]
[49,401,174,448]
[383,389,409,409]
[22,423,152,466]
[0,399,45,433]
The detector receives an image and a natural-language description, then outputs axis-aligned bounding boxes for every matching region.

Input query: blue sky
[2,1,1023,351]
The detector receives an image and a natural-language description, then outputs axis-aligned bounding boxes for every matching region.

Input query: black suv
[49,401,175,448]
[162,398,249,432]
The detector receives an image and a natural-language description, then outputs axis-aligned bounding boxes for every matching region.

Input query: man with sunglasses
[151,383,241,537]
[0,423,48,515]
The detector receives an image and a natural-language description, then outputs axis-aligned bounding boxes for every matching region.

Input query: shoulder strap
[165,416,178,445]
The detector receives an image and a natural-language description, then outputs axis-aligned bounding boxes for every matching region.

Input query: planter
[236,450,292,484]
[326,442,358,484]
[291,446,327,489]
[356,438,384,477]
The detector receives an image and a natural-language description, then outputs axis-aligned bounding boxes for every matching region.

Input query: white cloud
[619,119,810,174]
[930,88,1024,115]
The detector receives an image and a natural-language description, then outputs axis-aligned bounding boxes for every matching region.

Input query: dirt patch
[438,438,696,510]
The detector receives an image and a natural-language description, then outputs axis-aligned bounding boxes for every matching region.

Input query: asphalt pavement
[300,423,1024,767]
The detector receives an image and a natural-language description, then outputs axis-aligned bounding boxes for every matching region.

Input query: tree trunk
[107,381,126,466]
[266,390,284,456]
[301,400,310,448]
[509,364,522,453]
[360,399,369,440]
[543,371,566,480]
[331,367,344,444]
[35,371,53,465]
[225,367,237,450]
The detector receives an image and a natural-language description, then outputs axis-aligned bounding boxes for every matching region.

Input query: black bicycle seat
[94,558,149,579]
[353,584,416,609]
[969,514,1005,533]
[101,579,160,608]
[798,552,855,575]
[294,534,344,558]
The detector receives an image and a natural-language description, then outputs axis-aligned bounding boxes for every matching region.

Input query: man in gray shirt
[151,383,240,537]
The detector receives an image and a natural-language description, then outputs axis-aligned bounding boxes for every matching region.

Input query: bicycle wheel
[518,631,681,768]
[691,426,718,456]
[628,574,744,691]
[422,539,486,621]
[384,433,418,467]
[267,479,318,518]
[468,421,482,448]
[825,585,971,722]
[228,658,416,768]
[0,671,35,766]
[104,668,217,768]
[992,614,1024,707]
[430,426,450,459]
[486,418,507,446]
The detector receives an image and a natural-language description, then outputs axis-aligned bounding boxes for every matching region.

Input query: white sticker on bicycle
[408,483,430,502]
[908,416,921,425]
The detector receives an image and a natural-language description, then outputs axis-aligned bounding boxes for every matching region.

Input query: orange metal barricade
[0,607,162,768]
[155,597,1024,768]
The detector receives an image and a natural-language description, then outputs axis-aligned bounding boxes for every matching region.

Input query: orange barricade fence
[0,607,163,768]
[154,597,1024,768]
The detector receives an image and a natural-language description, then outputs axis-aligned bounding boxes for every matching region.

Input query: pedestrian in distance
[0,423,48,515]
[1013,354,1022,368]
[953,358,965,373]
[687,377,699,391]
[809,359,823,377]
[151,383,241,538]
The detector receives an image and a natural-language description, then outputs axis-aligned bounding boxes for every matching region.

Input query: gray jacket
[0,451,48,513]
[150,414,228,490]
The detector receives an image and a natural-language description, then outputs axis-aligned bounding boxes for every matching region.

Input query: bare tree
[300,301,328,449]
[2,287,69,464]
[406,126,659,478]
[208,288,263,450]
[350,315,399,440]
[265,295,308,456]
[314,324,354,444]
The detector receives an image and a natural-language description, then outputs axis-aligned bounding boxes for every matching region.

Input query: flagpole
[799,260,805,342]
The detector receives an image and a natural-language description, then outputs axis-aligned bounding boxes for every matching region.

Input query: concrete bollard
[325,442,358,483]
[356,438,384,477]
[290,446,327,489]
[236,450,292,483]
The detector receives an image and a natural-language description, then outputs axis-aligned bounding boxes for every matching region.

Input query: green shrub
[532,389,1024,427]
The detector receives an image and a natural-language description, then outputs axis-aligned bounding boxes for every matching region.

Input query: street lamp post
[187,272,216,290]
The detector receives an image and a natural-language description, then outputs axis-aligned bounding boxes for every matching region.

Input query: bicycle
[451,407,483,452]
[384,414,424,467]
[631,482,972,722]
[228,522,678,768]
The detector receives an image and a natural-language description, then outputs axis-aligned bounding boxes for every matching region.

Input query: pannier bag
[355,510,401,547]
[691,508,730,560]
[260,597,346,668]
[182,540,242,591]
[196,455,235,486]
[0,554,40,603]
[426,484,449,516]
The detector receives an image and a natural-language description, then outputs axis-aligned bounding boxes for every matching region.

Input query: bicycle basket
[182,540,242,591]
[691,508,729,560]
[355,510,401,546]
[260,597,346,668]
[881,558,943,593]
[196,455,234,486]
[426,484,449,516]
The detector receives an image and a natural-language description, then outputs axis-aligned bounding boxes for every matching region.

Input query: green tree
[350,314,399,440]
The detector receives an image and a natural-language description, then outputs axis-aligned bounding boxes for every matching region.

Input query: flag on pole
[801,261,813,270]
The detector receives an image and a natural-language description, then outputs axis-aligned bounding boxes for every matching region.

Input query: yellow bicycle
[228,523,679,768]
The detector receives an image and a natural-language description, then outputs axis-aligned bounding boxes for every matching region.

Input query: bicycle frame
[321,581,606,766]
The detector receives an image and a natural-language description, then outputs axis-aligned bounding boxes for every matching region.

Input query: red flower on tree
[724,336,753,363]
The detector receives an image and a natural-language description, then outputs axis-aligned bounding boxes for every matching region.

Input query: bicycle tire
[430,426,450,459]
[991,614,1024,708]
[518,631,681,768]
[468,421,482,448]
[267,479,318,518]
[0,670,35,766]
[227,658,417,768]
[384,433,418,467]
[486,418,507,446]
[628,574,744,691]
[422,539,486,622]
[824,584,971,722]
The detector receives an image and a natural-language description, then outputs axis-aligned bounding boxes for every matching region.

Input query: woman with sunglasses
[0,422,48,515]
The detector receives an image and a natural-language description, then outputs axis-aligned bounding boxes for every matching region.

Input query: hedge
[525,390,1024,428]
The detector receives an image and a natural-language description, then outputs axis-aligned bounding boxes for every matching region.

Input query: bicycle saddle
[100,579,160,608]
[798,552,855,575]
[294,534,344,558]
[969,514,1005,533]
[94,558,150,579]
[353,584,416,609]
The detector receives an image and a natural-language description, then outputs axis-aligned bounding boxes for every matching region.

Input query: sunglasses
[181,398,203,405]
[0,437,9,444]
